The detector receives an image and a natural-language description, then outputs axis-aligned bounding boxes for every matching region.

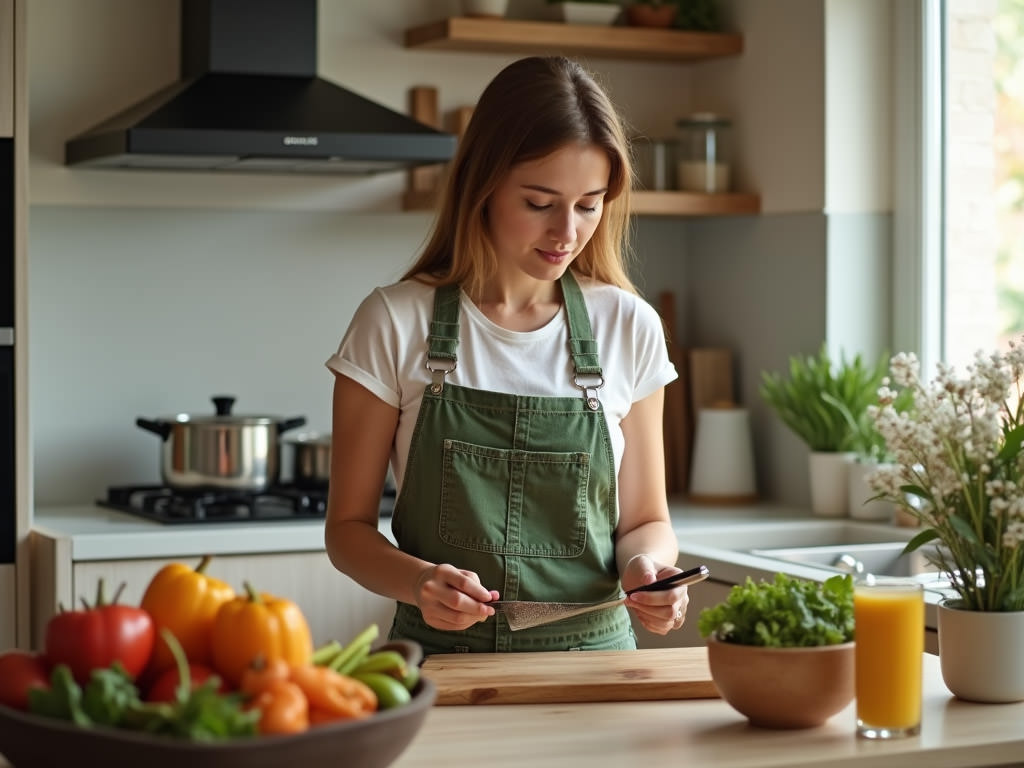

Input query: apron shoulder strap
[427,283,461,362]
[560,270,603,379]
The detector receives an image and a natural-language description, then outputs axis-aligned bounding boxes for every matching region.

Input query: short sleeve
[325,289,402,409]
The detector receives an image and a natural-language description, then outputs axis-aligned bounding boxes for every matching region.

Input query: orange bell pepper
[140,555,235,677]
[210,582,314,687]
[288,663,377,722]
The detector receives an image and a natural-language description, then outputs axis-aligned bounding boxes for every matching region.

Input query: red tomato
[0,651,51,710]
[44,579,156,684]
[145,662,226,702]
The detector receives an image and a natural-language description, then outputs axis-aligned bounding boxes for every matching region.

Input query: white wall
[692,0,827,214]
[25,0,851,506]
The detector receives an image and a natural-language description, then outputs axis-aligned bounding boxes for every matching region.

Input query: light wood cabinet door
[0,0,12,137]
[70,553,396,648]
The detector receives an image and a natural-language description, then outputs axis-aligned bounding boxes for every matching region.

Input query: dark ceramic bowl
[0,642,434,768]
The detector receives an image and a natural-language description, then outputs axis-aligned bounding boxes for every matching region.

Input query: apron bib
[388,271,635,653]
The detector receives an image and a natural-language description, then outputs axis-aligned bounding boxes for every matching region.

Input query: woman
[324,56,687,654]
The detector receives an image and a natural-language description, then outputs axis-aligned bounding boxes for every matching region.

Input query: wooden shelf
[404,17,743,62]
[631,190,760,217]
[402,18,754,219]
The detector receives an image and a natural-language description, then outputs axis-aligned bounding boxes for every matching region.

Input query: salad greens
[28,630,258,741]
[697,572,854,647]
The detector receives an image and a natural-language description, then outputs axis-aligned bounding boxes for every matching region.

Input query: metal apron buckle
[574,373,604,411]
[426,357,457,394]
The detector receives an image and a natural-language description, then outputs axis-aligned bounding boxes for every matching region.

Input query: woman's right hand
[413,564,499,631]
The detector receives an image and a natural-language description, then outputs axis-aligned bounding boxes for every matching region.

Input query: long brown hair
[402,56,637,298]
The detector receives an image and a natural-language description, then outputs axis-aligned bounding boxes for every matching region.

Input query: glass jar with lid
[676,113,732,193]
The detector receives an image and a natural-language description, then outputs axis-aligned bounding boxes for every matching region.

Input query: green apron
[388,271,635,654]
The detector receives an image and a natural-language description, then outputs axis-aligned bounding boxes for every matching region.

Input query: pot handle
[136,418,172,441]
[278,417,307,434]
[212,395,235,416]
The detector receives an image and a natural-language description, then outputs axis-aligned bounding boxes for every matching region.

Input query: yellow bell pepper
[140,555,236,678]
[210,582,314,687]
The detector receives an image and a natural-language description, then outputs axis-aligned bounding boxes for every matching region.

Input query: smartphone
[626,564,710,594]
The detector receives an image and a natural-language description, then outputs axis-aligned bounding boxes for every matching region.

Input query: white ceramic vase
[847,460,895,521]
[461,0,508,17]
[807,451,855,517]
[937,601,1024,703]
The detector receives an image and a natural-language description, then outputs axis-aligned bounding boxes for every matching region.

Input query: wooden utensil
[658,292,691,492]
[688,347,735,414]
[420,646,719,705]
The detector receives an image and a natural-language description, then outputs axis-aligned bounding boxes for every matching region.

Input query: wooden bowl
[0,642,434,768]
[706,637,855,729]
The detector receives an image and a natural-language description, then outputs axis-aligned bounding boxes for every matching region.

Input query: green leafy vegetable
[27,630,258,741]
[81,663,141,726]
[697,572,854,647]
[28,665,91,727]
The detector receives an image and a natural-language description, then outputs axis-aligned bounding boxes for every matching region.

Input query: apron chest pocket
[438,438,590,557]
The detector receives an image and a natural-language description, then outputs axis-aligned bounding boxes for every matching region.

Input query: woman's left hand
[621,555,689,636]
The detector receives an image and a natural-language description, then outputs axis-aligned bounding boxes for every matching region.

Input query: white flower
[872,338,1024,612]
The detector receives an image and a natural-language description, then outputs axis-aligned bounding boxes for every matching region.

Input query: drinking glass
[854,576,924,739]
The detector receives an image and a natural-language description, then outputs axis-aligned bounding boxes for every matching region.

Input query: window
[907,0,1024,371]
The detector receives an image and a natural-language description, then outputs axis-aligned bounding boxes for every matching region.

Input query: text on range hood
[64,0,456,174]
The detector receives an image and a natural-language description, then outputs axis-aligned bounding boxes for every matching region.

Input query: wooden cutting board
[420,647,718,705]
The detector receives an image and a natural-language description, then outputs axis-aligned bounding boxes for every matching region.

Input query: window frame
[892,0,944,375]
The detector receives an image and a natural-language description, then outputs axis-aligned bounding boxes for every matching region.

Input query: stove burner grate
[98,483,348,524]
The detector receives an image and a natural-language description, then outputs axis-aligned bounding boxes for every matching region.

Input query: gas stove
[99,484,395,524]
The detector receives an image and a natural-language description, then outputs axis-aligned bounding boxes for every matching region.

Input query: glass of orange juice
[854,576,924,739]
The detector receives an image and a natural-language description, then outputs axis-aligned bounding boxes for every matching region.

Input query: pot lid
[167,396,290,426]
[285,431,331,445]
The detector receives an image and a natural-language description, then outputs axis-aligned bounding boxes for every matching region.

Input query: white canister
[688,406,757,503]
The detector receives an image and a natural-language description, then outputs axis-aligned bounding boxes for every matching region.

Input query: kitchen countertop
[0,655,1019,768]
[390,653,1024,768]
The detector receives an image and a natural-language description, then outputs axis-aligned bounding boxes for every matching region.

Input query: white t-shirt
[325,276,678,496]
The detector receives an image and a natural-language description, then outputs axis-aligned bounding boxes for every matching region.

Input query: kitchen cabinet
[29,533,396,650]
[0,0,26,652]
[403,17,761,218]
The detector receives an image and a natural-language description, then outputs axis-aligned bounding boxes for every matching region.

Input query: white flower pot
[937,601,1024,703]
[847,460,895,521]
[808,451,855,517]
[461,0,509,17]
[547,2,622,25]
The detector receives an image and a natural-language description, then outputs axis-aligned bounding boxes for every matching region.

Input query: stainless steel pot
[287,432,331,489]
[136,395,306,492]
[285,432,397,492]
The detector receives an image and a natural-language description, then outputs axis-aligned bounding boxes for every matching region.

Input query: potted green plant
[697,572,855,729]
[869,343,1024,702]
[828,362,913,522]
[673,0,718,31]
[759,344,887,517]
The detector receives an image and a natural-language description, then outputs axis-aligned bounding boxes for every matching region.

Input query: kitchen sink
[683,520,917,552]
[749,541,938,578]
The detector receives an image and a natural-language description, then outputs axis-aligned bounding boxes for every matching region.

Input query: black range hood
[65,0,456,174]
